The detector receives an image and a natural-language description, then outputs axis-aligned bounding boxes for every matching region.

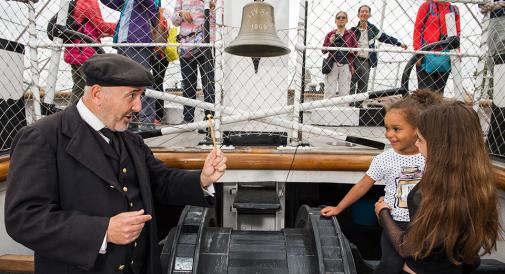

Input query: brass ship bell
[225,0,290,57]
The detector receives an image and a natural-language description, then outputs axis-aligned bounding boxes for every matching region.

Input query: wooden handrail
[1,149,505,190]
[0,254,34,273]
[0,155,8,184]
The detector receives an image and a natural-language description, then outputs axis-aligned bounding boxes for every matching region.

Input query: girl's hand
[320,206,340,217]
[374,198,390,216]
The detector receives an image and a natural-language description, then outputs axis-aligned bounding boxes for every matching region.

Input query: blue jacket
[351,22,403,68]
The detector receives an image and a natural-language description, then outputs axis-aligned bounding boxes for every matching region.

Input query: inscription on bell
[251,23,269,30]
[247,7,271,19]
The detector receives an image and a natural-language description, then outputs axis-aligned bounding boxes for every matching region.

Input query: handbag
[420,1,454,73]
[422,51,451,73]
[322,57,334,74]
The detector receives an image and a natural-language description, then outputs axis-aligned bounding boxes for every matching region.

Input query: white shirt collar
[76,99,106,131]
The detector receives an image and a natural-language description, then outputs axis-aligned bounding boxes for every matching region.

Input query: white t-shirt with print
[366,149,425,222]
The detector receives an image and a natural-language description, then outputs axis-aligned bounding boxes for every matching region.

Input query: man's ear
[89,84,103,102]
[89,85,102,100]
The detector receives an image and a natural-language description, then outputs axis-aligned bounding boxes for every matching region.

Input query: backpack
[47,0,87,42]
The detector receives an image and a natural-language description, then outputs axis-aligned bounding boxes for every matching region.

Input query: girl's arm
[320,175,375,217]
[375,201,417,258]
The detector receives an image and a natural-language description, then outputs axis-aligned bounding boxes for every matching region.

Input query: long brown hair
[387,89,443,127]
[408,101,500,264]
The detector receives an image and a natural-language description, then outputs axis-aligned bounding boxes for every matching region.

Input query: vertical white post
[473,12,490,110]
[27,1,41,119]
[370,1,388,93]
[291,0,307,146]
[446,12,463,101]
[44,0,70,106]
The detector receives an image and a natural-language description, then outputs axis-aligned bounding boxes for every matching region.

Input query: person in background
[151,7,170,124]
[172,0,216,129]
[375,101,500,274]
[5,54,227,274]
[100,0,159,130]
[413,0,460,94]
[322,11,358,99]
[350,4,407,107]
[64,0,116,104]
[321,89,442,274]
[480,1,505,158]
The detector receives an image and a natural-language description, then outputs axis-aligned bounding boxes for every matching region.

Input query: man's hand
[200,148,227,188]
[107,210,152,245]
[400,43,408,50]
[180,10,193,24]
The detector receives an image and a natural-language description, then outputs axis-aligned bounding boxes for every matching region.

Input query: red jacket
[64,0,116,65]
[413,1,461,50]
[322,29,358,70]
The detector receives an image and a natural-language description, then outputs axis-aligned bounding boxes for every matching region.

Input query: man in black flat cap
[5,54,226,274]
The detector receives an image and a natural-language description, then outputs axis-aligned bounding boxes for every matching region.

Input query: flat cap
[82,53,154,87]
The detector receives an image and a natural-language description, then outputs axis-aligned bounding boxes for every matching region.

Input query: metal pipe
[43,0,69,106]
[27,1,41,119]
[291,0,307,146]
[15,0,50,42]
[370,1,388,93]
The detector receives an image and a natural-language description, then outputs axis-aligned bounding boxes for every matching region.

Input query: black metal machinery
[160,205,357,274]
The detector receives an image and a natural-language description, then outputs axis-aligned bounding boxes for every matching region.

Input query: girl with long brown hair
[322,89,442,274]
[375,101,501,273]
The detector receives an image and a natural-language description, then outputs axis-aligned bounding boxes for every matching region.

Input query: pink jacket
[63,0,116,65]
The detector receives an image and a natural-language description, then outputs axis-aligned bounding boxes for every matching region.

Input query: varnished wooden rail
[0,254,34,273]
[1,149,505,190]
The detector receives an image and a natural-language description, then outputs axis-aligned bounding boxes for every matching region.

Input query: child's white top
[366,148,425,222]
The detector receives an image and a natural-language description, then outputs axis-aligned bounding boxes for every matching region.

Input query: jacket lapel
[62,105,120,189]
